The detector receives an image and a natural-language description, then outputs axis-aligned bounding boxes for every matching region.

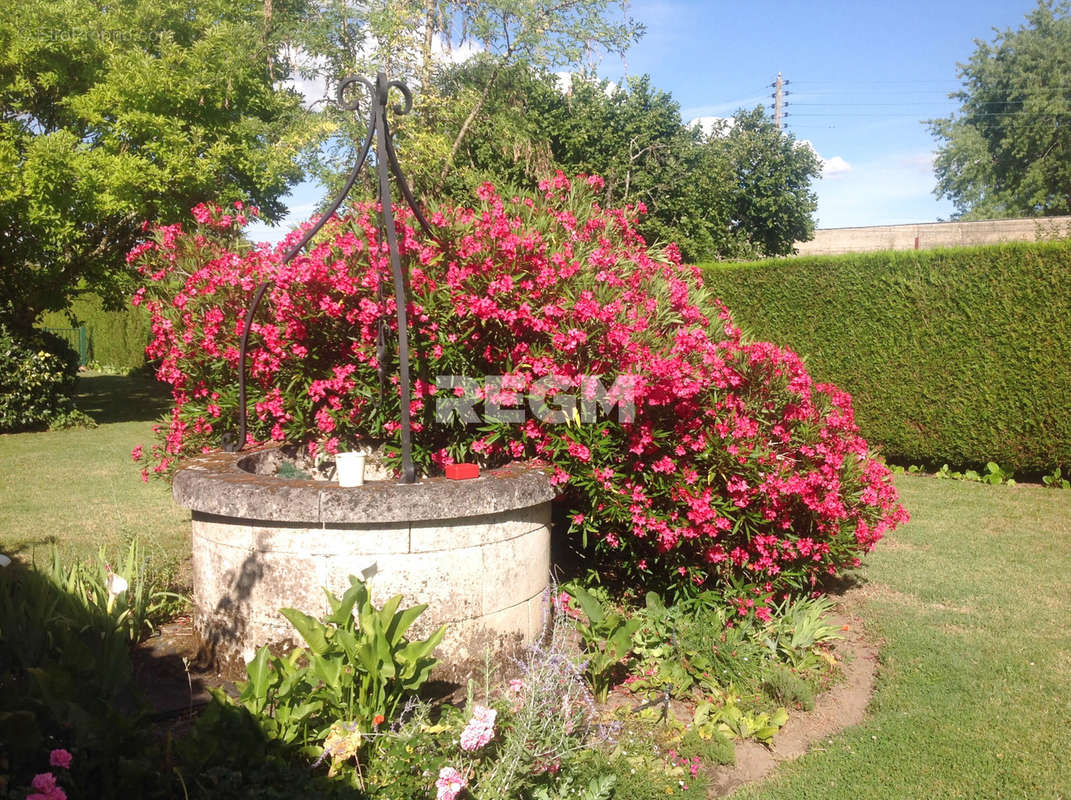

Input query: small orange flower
[373,714,385,726]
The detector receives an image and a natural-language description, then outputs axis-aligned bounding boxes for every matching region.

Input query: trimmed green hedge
[700,242,1071,472]
[41,294,149,370]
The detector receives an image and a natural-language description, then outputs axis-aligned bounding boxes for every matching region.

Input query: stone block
[481,526,550,615]
[409,505,547,552]
[251,522,410,556]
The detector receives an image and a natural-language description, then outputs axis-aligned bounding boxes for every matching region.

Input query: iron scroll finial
[229,71,433,485]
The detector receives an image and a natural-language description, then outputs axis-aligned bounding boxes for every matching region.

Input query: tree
[433,0,643,177]
[710,107,821,257]
[928,1,1071,219]
[0,0,317,332]
[294,0,642,197]
[407,64,819,261]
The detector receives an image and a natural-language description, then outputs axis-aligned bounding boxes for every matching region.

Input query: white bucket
[335,450,369,487]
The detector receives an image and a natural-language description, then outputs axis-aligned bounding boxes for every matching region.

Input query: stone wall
[795,216,1071,256]
[173,447,556,677]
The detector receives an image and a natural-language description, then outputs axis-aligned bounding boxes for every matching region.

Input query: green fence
[43,326,89,366]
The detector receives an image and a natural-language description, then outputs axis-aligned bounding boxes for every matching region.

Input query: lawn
[1,375,1068,798]
[0,371,191,584]
[736,476,1071,800]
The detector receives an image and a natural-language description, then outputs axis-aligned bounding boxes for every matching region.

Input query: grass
[734,476,1071,800]
[0,370,190,584]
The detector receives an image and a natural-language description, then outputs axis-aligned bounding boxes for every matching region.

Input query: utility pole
[772,72,785,131]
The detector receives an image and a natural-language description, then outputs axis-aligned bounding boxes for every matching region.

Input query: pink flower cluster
[27,772,66,800]
[26,750,73,800]
[459,704,497,751]
[435,765,466,800]
[130,174,907,604]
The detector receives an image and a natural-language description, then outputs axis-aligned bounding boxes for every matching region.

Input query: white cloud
[813,150,952,228]
[281,34,485,109]
[280,46,331,108]
[688,115,733,137]
[798,139,852,179]
[554,71,618,95]
[244,180,325,246]
[681,96,769,120]
[821,155,852,178]
[431,35,482,65]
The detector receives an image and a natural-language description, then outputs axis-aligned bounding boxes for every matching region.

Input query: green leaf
[243,646,273,710]
[386,603,428,646]
[566,584,606,625]
[280,607,331,655]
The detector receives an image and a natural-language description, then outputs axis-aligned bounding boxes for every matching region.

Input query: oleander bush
[701,242,1071,473]
[130,176,906,609]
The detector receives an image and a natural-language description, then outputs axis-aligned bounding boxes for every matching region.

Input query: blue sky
[248,0,1043,243]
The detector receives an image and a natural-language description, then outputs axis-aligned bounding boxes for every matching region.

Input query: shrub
[0,322,80,431]
[130,181,906,607]
[702,242,1071,472]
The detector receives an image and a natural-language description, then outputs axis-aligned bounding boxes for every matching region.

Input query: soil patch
[132,615,233,722]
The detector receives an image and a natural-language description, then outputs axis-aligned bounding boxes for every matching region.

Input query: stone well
[172,445,555,675]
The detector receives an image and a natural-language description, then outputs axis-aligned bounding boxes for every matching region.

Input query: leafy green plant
[981,461,1016,485]
[935,461,1016,485]
[231,576,445,752]
[692,699,788,746]
[565,583,643,702]
[0,322,80,431]
[530,772,617,800]
[703,242,1071,474]
[36,538,185,643]
[762,595,842,670]
[675,725,735,767]
[763,663,816,711]
[1042,467,1070,489]
[0,556,172,797]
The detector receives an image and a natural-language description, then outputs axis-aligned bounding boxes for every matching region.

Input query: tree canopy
[405,63,820,261]
[0,0,317,331]
[928,0,1071,219]
[295,0,642,195]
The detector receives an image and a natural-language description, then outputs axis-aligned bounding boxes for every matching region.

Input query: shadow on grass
[1,556,370,799]
[1,537,59,560]
[76,371,171,424]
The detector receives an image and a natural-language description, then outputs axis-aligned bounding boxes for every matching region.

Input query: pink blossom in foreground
[435,766,466,800]
[459,704,497,751]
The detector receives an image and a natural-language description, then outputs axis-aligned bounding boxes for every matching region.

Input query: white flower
[107,573,128,595]
[0,554,11,567]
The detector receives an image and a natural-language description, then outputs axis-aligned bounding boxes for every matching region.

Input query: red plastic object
[445,463,480,480]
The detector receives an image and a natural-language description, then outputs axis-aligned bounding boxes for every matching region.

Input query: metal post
[228,71,434,484]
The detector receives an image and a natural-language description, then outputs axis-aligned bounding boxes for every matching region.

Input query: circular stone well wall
[172,446,555,676]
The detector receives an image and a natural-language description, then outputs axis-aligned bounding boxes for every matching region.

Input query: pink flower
[49,749,72,769]
[436,766,466,800]
[459,704,497,751]
[28,771,66,799]
[31,773,57,793]
[130,445,143,462]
